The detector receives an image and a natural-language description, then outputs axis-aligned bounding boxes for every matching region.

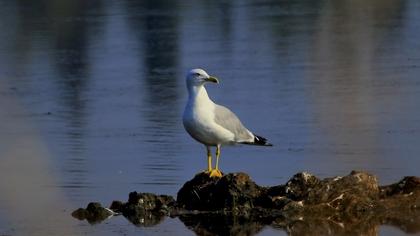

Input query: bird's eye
[194,73,201,76]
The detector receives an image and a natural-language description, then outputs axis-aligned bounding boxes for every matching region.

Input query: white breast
[183,87,234,146]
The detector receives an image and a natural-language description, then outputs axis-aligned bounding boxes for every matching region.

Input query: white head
[186,68,219,88]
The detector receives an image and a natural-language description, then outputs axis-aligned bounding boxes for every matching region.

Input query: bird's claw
[209,169,223,178]
[202,169,222,178]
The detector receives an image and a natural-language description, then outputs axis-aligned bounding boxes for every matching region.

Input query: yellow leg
[209,144,223,178]
[206,146,212,173]
[215,145,220,171]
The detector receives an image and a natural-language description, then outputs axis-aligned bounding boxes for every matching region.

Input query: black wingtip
[253,134,273,146]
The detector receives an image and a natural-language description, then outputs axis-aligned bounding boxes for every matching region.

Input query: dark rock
[72,171,420,235]
[177,172,264,213]
[380,176,420,197]
[71,202,112,224]
[109,200,124,213]
[176,171,384,217]
[301,171,380,217]
[176,172,221,211]
[121,192,175,227]
[283,172,321,200]
[126,192,174,211]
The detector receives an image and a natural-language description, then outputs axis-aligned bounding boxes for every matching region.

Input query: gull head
[186,68,219,88]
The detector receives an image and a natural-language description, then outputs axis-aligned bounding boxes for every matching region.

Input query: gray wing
[213,104,254,142]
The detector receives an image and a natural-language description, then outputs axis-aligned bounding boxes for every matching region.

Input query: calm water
[1,0,420,235]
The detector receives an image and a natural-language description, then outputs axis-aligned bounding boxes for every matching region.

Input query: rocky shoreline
[72,171,420,235]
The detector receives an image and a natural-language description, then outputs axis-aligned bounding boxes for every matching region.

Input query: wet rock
[380,176,420,196]
[72,171,420,235]
[175,171,420,235]
[176,171,388,218]
[283,172,321,200]
[71,202,113,224]
[109,200,124,213]
[126,192,174,212]
[177,172,264,214]
[375,176,420,216]
[299,171,380,218]
[121,192,175,227]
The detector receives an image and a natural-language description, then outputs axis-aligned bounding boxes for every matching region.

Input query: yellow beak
[205,76,219,84]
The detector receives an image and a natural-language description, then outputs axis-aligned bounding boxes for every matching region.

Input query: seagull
[183,68,272,178]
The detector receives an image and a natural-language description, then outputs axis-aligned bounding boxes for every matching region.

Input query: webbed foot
[209,169,223,178]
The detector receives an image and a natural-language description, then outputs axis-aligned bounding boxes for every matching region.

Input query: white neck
[187,85,213,106]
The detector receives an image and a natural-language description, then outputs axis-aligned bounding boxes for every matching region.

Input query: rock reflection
[272,214,420,236]
[179,214,265,236]
[179,210,420,236]
[124,211,166,227]
[80,208,419,236]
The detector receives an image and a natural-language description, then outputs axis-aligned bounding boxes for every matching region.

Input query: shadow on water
[123,0,183,186]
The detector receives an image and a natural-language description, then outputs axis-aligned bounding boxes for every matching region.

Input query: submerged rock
[71,202,113,224]
[118,192,175,227]
[72,171,420,235]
